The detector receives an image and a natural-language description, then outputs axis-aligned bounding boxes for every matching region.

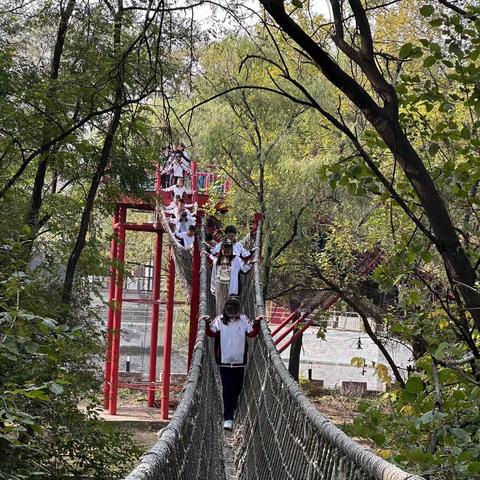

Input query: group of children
[162,144,261,431]
[160,144,191,188]
[203,226,262,431]
[164,191,196,251]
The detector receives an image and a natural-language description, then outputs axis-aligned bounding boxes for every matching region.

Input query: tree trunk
[62,2,124,304]
[287,298,302,381]
[288,332,303,382]
[26,0,76,234]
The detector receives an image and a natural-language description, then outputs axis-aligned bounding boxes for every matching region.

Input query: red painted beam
[113,222,162,232]
[273,310,311,346]
[121,298,186,305]
[276,293,342,353]
[109,206,127,415]
[103,205,120,409]
[277,318,315,354]
[160,247,175,420]
[271,310,300,337]
[147,232,163,407]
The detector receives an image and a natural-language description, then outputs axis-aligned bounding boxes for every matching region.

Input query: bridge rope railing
[233,220,424,480]
[157,209,193,295]
[124,219,225,480]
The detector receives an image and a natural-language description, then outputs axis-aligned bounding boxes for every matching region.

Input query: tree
[256,0,480,332]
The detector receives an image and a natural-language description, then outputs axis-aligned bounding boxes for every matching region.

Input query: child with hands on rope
[203,297,264,431]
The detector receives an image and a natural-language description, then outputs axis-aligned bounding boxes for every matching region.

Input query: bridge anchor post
[160,246,175,420]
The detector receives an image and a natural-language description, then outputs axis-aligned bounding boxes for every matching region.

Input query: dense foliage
[185,1,480,478]
[0,0,194,477]
[1,0,480,479]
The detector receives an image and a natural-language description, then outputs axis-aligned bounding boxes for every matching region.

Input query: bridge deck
[224,430,237,480]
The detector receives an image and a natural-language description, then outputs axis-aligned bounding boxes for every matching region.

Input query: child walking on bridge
[206,297,262,430]
[209,240,253,315]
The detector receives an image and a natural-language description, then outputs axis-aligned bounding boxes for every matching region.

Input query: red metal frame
[273,310,311,345]
[161,247,175,420]
[274,254,381,353]
[121,298,185,305]
[103,205,120,409]
[108,205,127,415]
[147,232,163,407]
[271,310,300,337]
[104,159,232,416]
[114,222,163,232]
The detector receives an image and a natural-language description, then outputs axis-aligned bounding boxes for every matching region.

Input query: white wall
[276,313,413,392]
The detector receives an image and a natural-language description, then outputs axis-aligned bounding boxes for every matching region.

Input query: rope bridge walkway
[125,217,424,480]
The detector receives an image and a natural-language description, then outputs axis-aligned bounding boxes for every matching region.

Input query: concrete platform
[100,404,171,431]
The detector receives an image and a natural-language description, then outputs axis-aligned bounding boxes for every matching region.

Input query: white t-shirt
[172,159,189,177]
[212,240,250,258]
[209,314,253,364]
[164,185,188,198]
[176,232,194,249]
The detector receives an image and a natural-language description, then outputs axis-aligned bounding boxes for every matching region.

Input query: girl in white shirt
[176,225,196,252]
[161,153,190,184]
[163,177,189,200]
[206,297,262,430]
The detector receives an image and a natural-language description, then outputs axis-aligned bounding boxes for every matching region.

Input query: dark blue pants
[220,366,245,421]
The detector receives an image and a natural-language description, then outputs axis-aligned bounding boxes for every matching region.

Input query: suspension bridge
[102,163,424,480]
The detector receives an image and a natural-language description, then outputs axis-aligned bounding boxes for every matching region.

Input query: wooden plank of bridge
[224,430,237,480]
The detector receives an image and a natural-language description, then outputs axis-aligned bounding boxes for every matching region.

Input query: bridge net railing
[126,214,423,480]
[233,222,425,480]
[158,209,192,295]
[124,218,225,480]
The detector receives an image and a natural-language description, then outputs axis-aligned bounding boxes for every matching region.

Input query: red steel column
[187,234,201,368]
[147,231,163,407]
[160,247,175,420]
[109,205,127,415]
[103,205,120,409]
[190,161,197,193]
[155,159,162,194]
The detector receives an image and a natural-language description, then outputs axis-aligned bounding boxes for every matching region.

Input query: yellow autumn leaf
[377,449,392,459]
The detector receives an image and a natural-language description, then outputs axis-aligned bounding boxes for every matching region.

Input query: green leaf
[49,383,64,395]
[351,356,365,368]
[42,318,58,329]
[3,342,19,355]
[24,342,40,354]
[450,427,471,442]
[399,43,414,59]
[428,143,439,155]
[423,56,437,68]
[434,342,449,359]
[419,5,434,16]
[291,0,303,7]
[468,462,480,474]
[405,376,424,394]
[22,389,50,401]
[410,48,424,59]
